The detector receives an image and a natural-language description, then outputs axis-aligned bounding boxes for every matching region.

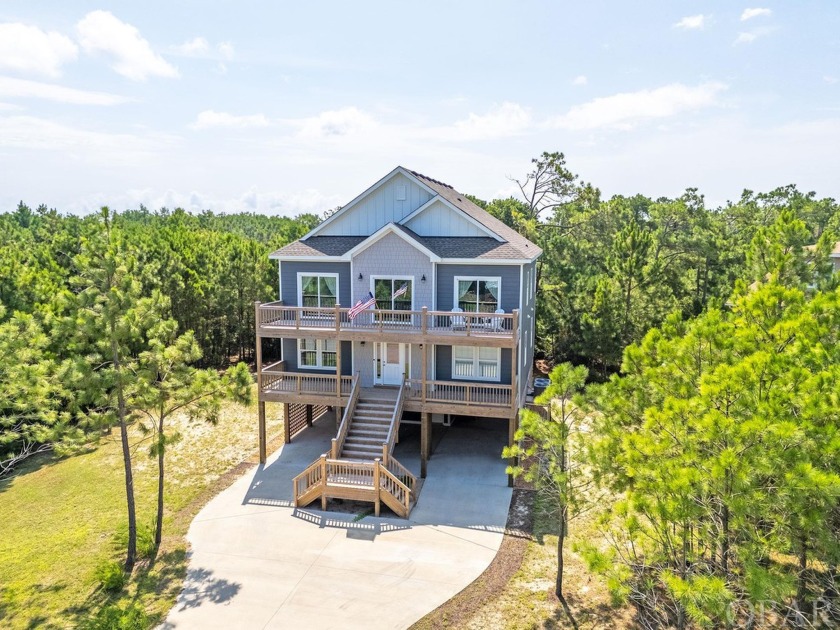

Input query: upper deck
[255,301,519,348]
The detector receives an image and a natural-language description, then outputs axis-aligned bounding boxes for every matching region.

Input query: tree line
[505,154,840,628]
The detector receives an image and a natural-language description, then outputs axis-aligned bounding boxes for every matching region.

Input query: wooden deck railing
[331,372,360,458]
[292,454,416,518]
[261,371,354,397]
[257,302,518,340]
[381,380,405,465]
[403,379,513,408]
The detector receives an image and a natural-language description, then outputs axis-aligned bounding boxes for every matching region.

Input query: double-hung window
[299,273,338,309]
[452,346,501,381]
[298,338,337,369]
[455,277,500,313]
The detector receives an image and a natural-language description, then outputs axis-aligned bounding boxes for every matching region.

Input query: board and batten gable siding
[351,231,434,308]
[436,264,521,313]
[318,172,433,237]
[435,345,513,385]
[279,261,351,307]
[282,339,352,375]
[403,199,488,237]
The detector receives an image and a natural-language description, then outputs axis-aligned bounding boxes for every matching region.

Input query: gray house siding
[282,338,352,375]
[279,261,351,307]
[351,231,434,309]
[519,261,537,403]
[436,264,521,313]
[434,345,513,385]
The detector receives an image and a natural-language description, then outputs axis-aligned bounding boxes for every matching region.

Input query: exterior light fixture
[358,273,363,280]
[421,274,426,282]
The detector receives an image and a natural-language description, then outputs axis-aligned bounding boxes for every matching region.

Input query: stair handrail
[332,371,361,458]
[378,462,412,516]
[292,454,327,506]
[381,378,406,465]
[384,455,417,495]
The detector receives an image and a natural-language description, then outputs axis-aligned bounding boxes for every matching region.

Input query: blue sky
[1,1,838,216]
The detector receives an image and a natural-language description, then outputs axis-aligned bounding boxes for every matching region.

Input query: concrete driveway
[162,414,512,629]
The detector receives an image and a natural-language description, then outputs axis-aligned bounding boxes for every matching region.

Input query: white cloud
[674,15,707,30]
[174,37,209,57]
[825,76,839,85]
[217,41,235,60]
[0,23,78,77]
[741,8,772,21]
[734,26,775,45]
[0,76,129,105]
[190,110,270,130]
[450,102,531,140]
[549,82,727,131]
[0,115,175,156]
[294,107,377,139]
[77,11,179,81]
[572,75,588,86]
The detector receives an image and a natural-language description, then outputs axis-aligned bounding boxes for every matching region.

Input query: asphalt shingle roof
[270,167,543,261]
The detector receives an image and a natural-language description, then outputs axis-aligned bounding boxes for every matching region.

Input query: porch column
[255,301,265,463]
[335,330,342,399]
[420,412,431,478]
[508,412,517,488]
[305,404,313,427]
[258,401,267,464]
[283,402,291,444]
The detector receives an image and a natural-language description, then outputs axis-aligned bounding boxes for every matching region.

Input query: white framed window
[371,276,414,311]
[298,337,337,369]
[452,346,501,382]
[454,276,501,313]
[298,273,339,308]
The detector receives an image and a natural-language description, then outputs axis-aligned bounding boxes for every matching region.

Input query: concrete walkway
[162,414,512,629]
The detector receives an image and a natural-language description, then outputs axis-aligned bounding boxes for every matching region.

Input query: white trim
[296,271,340,308]
[373,341,411,385]
[399,197,502,242]
[270,253,539,264]
[303,166,438,239]
[345,223,441,262]
[453,275,502,313]
[277,261,282,301]
[297,337,338,371]
[369,275,415,311]
[451,346,502,383]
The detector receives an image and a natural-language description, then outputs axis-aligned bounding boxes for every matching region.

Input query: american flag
[392,283,408,299]
[348,292,376,319]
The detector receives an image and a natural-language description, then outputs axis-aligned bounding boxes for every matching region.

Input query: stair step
[348,430,389,440]
[341,449,381,459]
[353,413,391,424]
[344,434,385,448]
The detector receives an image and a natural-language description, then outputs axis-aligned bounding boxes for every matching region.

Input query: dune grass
[0,393,284,629]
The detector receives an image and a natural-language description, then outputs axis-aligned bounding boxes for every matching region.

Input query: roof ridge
[408,169,454,190]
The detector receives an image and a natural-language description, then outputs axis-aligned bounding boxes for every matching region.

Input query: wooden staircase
[341,393,399,459]
[292,378,418,518]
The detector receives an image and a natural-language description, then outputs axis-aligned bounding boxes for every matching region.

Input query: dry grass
[0,388,284,629]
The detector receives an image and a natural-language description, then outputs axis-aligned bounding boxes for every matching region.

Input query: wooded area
[2,152,840,627]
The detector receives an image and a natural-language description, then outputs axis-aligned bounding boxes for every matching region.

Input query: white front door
[376,342,406,385]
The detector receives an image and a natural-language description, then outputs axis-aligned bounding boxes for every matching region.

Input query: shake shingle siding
[351,232,434,309]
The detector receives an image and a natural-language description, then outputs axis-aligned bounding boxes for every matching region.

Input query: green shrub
[81,602,149,630]
[94,561,126,593]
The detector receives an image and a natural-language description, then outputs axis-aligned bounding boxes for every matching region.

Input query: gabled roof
[407,170,542,259]
[272,166,542,262]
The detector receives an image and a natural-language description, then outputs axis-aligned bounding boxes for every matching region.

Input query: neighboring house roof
[270,166,542,262]
[805,241,840,256]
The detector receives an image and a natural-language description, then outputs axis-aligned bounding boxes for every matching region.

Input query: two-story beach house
[254,167,541,517]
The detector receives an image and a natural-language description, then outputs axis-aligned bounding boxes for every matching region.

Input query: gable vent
[396,185,407,201]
